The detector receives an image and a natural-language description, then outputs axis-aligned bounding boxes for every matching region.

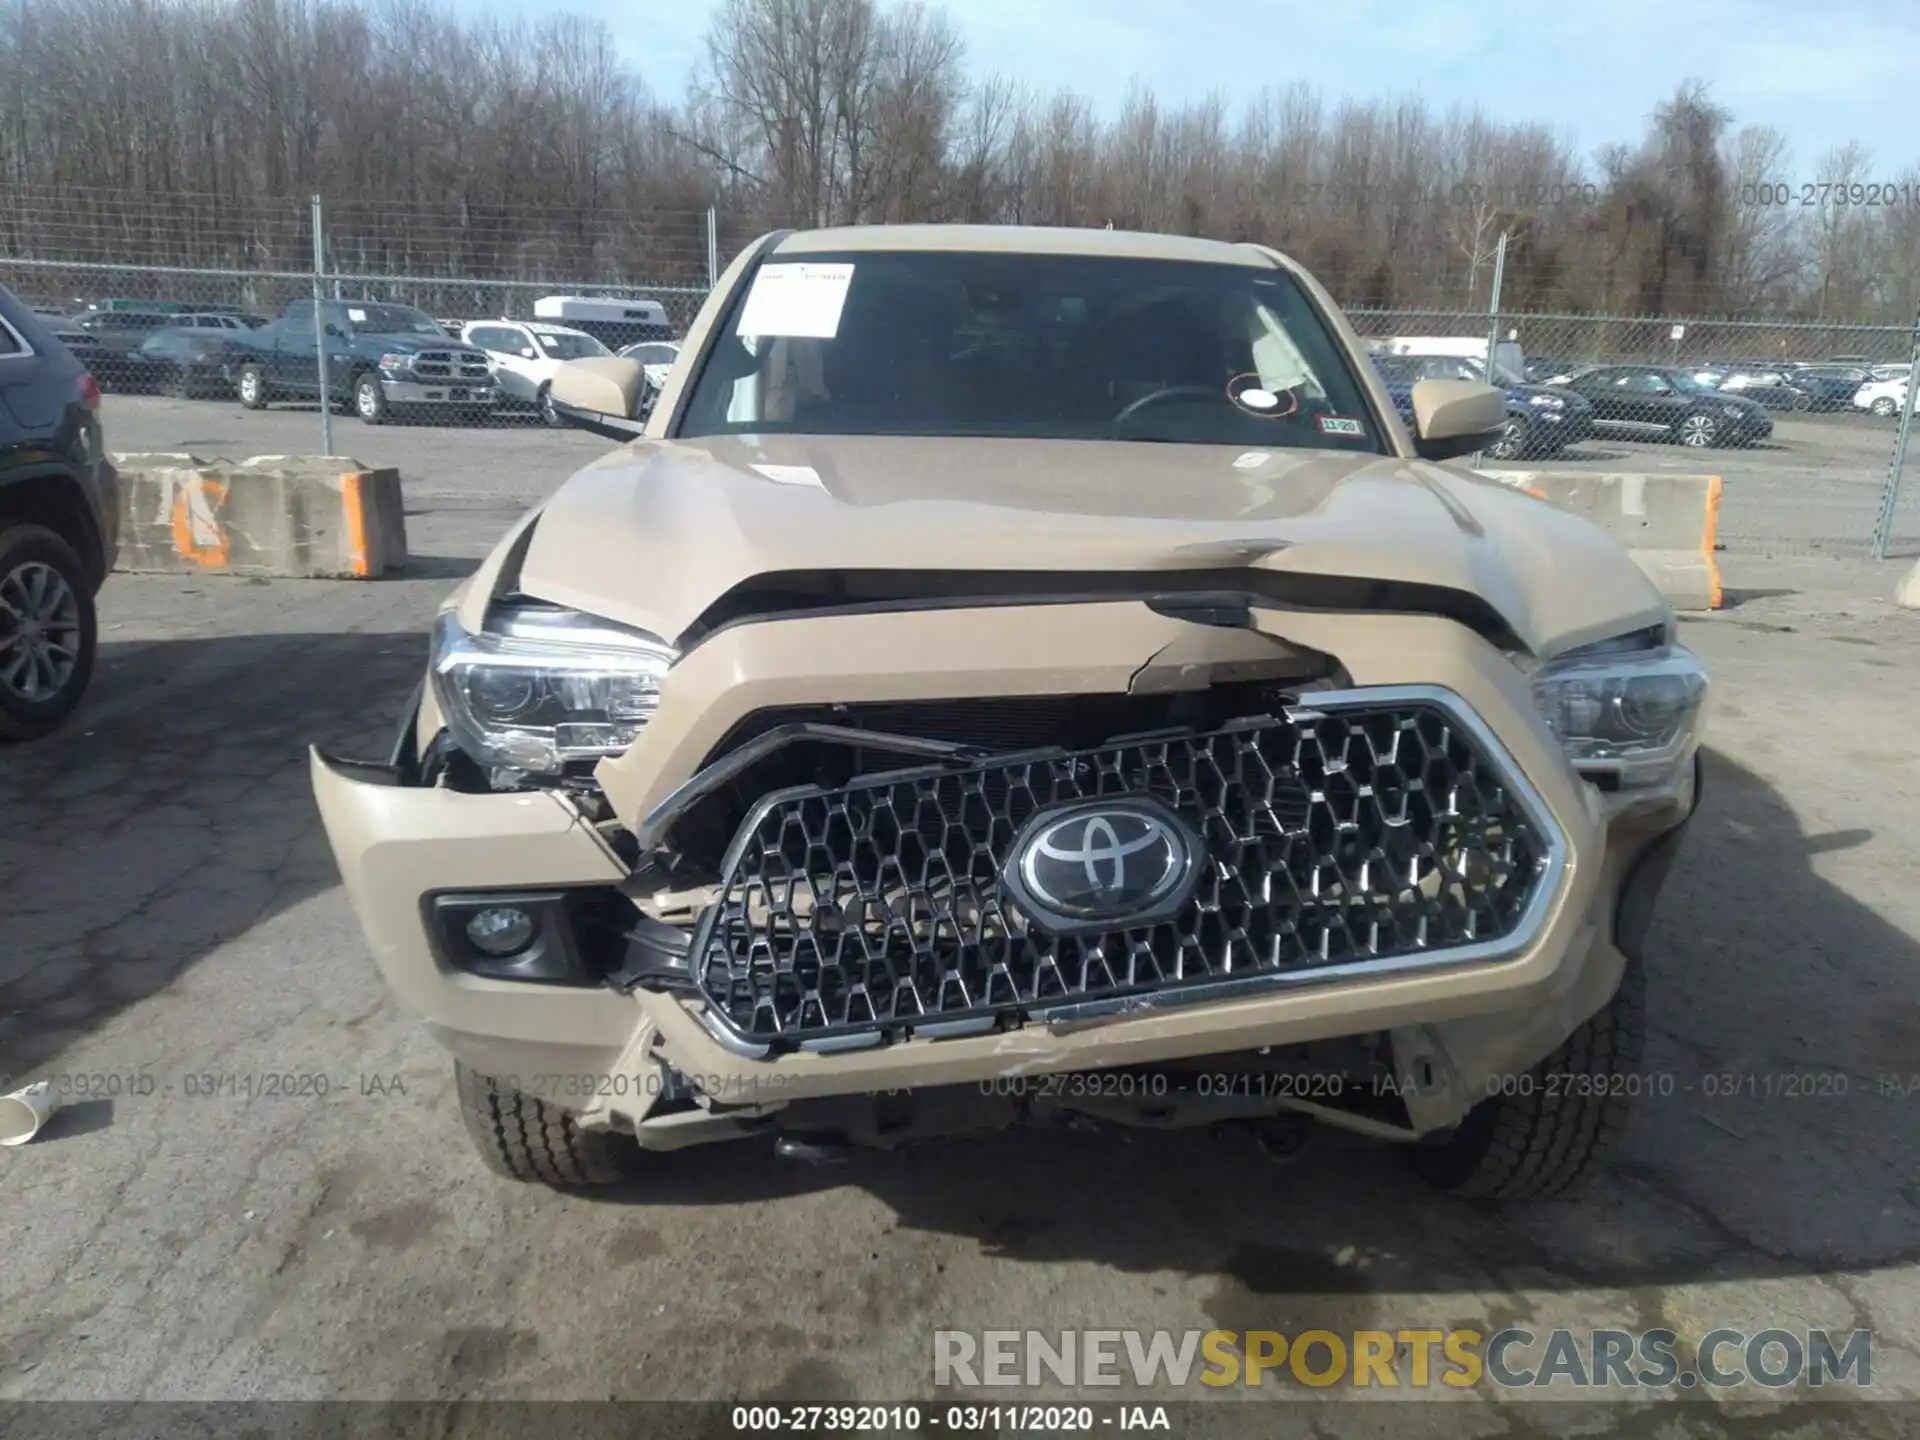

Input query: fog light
[465,906,536,957]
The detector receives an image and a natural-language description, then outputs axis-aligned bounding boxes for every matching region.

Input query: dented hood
[510,433,1667,656]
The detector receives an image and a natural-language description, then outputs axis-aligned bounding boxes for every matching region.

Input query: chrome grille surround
[687,685,1568,1056]
[411,349,493,381]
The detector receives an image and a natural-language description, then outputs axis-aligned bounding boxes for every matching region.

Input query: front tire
[1410,960,1644,1199]
[455,1062,644,1187]
[353,371,390,425]
[1676,412,1721,448]
[236,363,270,410]
[0,525,98,742]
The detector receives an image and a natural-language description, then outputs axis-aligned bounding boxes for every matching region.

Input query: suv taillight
[77,373,101,409]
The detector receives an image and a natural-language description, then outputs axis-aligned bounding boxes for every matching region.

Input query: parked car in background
[66,308,177,360]
[1713,368,1812,411]
[1550,364,1773,447]
[137,326,246,398]
[81,298,191,315]
[460,320,612,426]
[172,311,255,333]
[616,339,683,412]
[1784,364,1874,413]
[48,326,167,393]
[1871,362,1912,384]
[1853,377,1910,417]
[1370,352,1592,460]
[0,286,118,739]
[1522,357,1577,384]
[228,299,498,424]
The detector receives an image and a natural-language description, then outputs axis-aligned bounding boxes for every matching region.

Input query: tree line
[2,0,1917,323]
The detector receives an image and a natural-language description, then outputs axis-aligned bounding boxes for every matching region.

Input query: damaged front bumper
[311,602,1698,1148]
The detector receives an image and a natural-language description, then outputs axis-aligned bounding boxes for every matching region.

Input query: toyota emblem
[1004,798,1203,933]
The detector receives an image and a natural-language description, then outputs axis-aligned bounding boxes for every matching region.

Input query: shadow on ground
[0,631,425,1081]
[586,746,1920,1310]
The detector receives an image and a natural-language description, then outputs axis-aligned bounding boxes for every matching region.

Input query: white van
[531,295,674,350]
[1378,335,1527,381]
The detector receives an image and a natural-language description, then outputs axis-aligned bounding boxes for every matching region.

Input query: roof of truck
[773,224,1273,268]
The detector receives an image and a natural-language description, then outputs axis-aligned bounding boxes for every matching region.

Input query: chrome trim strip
[0,314,35,359]
[910,1015,999,1040]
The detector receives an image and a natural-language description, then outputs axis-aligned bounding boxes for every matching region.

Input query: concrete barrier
[1896,558,1920,610]
[112,454,408,579]
[1477,468,1723,611]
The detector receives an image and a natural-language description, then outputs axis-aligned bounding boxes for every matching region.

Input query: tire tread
[455,1062,640,1187]
[1413,961,1644,1200]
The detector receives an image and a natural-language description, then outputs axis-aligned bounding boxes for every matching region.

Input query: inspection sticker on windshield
[1316,415,1366,437]
[735,263,855,339]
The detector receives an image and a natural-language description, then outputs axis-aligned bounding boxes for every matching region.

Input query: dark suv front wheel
[0,524,98,741]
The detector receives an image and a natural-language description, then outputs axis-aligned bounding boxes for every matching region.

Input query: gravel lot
[4,397,1920,1432]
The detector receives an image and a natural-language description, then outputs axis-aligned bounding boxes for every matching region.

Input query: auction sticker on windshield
[1316,415,1366,437]
[735,263,855,339]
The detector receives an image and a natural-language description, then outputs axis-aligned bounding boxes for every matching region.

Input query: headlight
[378,352,415,373]
[430,605,676,775]
[1528,394,1564,409]
[1530,630,1708,787]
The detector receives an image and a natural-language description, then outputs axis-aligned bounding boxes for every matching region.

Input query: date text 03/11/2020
[729,1404,1172,1432]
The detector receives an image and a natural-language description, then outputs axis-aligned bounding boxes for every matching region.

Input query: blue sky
[527,0,1915,172]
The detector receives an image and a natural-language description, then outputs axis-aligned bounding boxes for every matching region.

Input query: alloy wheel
[1679,415,1717,447]
[1487,418,1526,460]
[0,560,82,703]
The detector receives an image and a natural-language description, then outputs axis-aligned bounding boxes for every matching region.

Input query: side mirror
[1409,379,1505,461]
[549,356,651,440]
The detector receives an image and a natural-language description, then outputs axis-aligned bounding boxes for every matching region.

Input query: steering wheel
[1113,384,1222,423]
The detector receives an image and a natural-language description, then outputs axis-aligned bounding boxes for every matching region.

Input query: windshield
[536,332,611,360]
[344,304,444,336]
[1663,371,1714,393]
[677,250,1384,452]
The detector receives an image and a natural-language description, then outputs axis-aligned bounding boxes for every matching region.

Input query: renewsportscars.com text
[933,1327,1873,1391]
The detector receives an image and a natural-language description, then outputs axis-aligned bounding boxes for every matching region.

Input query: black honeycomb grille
[692,699,1552,1047]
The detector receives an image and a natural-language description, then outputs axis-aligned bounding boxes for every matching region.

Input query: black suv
[0,287,118,739]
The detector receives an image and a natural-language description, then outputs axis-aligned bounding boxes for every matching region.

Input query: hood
[510,434,1668,658]
[363,333,480,354]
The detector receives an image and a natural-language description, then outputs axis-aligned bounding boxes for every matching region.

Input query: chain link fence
[1346,307,1920,560]
[3,199,1918,560]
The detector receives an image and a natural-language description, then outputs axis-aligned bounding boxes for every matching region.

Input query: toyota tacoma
[311,226,1706,1199]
